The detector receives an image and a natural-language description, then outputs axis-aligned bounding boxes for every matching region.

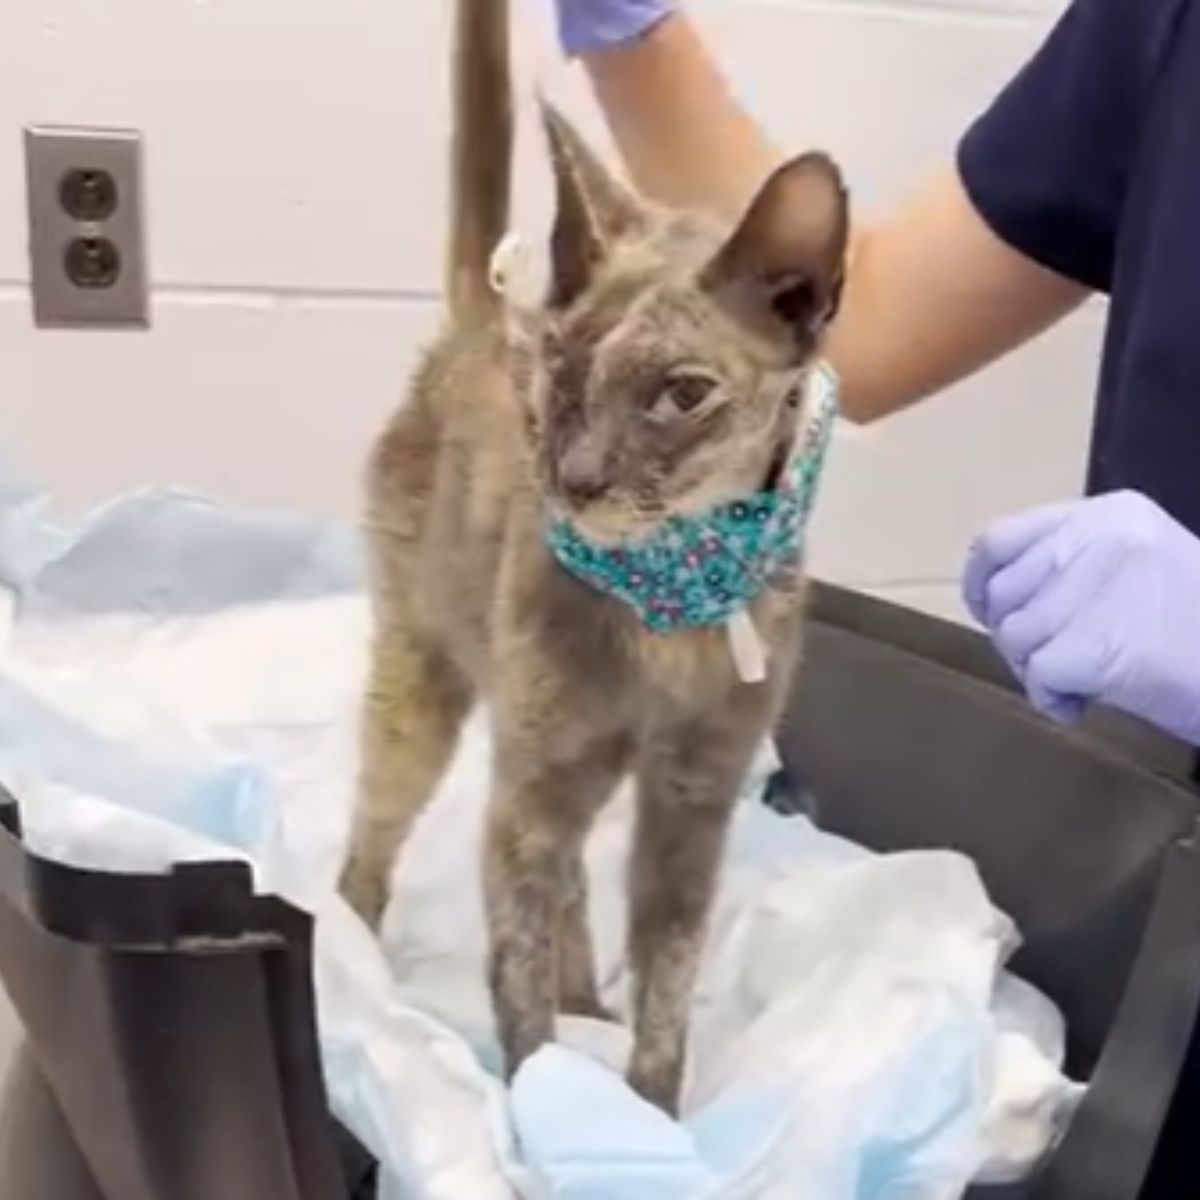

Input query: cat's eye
[653,373,717,418]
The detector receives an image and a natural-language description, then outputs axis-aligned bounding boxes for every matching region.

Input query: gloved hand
[552,0,674,56]
[962,491,1200,745]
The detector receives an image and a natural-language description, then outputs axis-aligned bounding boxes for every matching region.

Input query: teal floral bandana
[547,363,839,633]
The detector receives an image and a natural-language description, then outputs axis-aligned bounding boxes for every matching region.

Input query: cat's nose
[562,471,609,505]
[558,443,610,505]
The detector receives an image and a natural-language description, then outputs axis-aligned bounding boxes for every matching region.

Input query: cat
[337,0,849,1114]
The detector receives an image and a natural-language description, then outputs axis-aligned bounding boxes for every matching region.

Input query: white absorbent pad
[0,469,1083,1199]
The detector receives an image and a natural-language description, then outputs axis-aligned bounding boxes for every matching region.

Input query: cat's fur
[338,0,849,1113]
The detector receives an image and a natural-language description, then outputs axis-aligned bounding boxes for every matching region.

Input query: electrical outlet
[24,126,149,329]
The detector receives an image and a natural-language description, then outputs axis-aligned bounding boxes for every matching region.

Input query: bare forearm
[828,171,1087,421]
[584,14,779,220]
[578,9,1088,423]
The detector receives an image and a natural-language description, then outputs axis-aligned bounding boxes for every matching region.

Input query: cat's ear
[700,153,848,355]
[540,101,645,308]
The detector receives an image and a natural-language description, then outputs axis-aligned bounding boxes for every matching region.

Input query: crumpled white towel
[0,471,1083,1200]
[386,725,1083,1200]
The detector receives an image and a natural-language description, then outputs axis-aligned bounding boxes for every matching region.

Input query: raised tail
[447,0,513,328]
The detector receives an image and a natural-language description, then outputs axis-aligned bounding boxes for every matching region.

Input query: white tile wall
[0,0,1096,625]
[0,286,439,515]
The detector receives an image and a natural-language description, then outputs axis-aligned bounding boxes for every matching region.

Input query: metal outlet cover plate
[24,126,149,329]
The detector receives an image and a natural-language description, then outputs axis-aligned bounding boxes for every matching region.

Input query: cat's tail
[447,0,513,329]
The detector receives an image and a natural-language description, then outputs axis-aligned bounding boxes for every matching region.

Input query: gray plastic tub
[0,582,1197,1198]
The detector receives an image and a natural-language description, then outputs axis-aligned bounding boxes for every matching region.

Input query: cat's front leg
[625,718,767,1115]
[558,850,616,1021]
[485,724,630,1078]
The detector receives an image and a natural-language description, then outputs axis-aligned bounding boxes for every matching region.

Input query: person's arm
[579,17,1085,423]
[576,16,1084,422]
[557,0,1157,422]
[584,15,777,219]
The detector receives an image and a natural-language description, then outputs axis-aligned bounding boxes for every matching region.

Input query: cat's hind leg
[339,616,474,930]
[340,394,477,929]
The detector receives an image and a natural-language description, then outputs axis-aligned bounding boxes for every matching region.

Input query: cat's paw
[337,858,389,932]
[625,1057,683,1118]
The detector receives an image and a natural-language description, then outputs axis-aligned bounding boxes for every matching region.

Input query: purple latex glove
[962,491,1200,744]
[552,0,674,55]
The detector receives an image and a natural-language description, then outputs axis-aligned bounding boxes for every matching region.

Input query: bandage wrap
[547,364,838,634]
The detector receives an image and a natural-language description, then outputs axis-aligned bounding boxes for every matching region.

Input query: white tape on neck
[727,609,767,685]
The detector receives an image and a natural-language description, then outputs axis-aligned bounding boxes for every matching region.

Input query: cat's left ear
[700,153,849,357]
[540,101,647,309]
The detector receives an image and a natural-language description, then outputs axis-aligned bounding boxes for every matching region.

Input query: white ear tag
[727,609,767,684]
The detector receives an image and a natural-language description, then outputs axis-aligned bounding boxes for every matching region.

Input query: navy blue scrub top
[959,0,1200,535]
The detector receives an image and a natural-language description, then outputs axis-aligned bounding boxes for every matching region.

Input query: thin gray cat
[338,0,849,1114]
